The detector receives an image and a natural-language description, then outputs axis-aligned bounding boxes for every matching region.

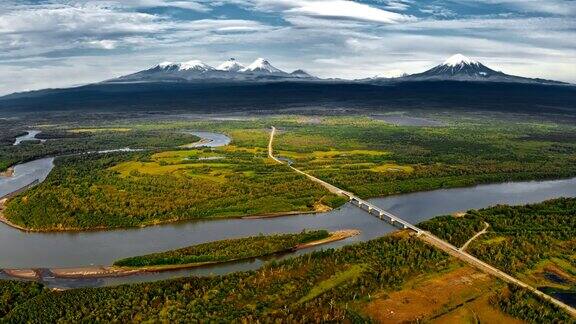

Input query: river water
[1,176,575,269]
[0,158,54,199]
[1,132,576,289]
[183,131,231,147]
[13,130,45,146]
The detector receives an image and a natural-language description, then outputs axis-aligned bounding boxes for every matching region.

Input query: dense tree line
[491,284,573,323]
[0,281,45,317]
[418,214,485,247]
[421,198,576,275]
[466,198,576,274]
[114,230,330,267]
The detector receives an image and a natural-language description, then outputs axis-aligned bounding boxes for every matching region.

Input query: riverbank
[180,138,213,148]
[2,269,38,280]
[1,229,359,280]
[0,202,336,233]
[241,201,333,219]
[296,229,359,249]
[0,167,14,177]
[0,199,32,232]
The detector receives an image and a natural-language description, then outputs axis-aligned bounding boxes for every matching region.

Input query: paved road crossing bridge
[344,194,422,233]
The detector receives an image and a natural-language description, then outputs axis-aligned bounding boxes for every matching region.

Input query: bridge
[267,126,421,234]
[346,194,422,233]
[268,126,576,317]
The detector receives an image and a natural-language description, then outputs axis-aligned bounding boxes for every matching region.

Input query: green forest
[1,233,571,322]
[421,198,576,274]
[419,214,486,247]
[419,197,576,313]
[271,117,576,198]
[114,230,330,267]
[1,99,576,322]
[3,115,576,232]
[491,284,574,324]
[0,281,45,318]
[466,198,576,274]
[1,235,452,322]
[4,148,338,230]
[0,125,201,172]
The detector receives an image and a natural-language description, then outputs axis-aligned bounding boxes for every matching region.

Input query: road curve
[460,221,489,251]
[268,126,576,318]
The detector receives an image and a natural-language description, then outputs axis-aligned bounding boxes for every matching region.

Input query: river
[0,158,54,199]
[1,132,575,289]
[13,130,45,146]
[182,131,232,148]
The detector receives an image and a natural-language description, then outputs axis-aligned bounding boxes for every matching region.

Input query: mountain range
[110,58,317,83]
[0,54,573,115]
[107,54,564,85]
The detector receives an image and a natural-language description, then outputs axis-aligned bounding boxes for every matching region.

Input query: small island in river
[37,230,360,278]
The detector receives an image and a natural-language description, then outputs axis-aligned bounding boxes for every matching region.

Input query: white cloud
[212,0,415,24]
[179,19,273,32]
[0,4,163,36]
[72,0,212,12]
[0,3,277,61]
[284,0,415,24]
[367,0,414,11]
[458,0,576,16]
[87,40,118,49]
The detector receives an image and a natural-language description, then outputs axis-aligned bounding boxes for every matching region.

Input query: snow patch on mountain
[178,60,214,71]
[155,60,214,72]
[217,58,245,72]
[442,54,479,67]
[241,58,284,74]
[158,62,175,69]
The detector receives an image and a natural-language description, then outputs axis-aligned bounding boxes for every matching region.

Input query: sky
[0,0,575,95]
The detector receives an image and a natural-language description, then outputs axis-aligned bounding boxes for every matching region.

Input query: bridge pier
[370,209,380,217]
[349,196,418,233]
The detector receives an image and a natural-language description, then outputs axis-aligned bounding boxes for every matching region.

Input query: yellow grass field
[361,265,522,323]
[69,128,132,133]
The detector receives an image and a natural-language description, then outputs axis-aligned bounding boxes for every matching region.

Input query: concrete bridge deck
[345,194,422,233]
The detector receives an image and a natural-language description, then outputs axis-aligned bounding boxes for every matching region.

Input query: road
[268,126,348,196]
[268,126,576,318]
[460,221,489,251]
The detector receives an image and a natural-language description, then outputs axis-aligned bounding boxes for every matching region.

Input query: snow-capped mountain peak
[158,61,175,69]
[442,54,478,67]
[396,54,526,82]
[241,58,284,74]
[178,60,214,71]
[155,60,214,72]
[217,58,245,72]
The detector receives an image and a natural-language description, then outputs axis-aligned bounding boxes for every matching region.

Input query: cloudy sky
[1,0,575,95]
